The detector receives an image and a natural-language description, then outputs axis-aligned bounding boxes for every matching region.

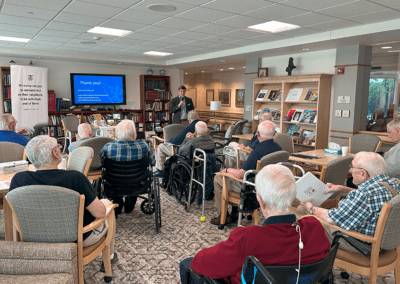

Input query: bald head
[195,121,208,136]
[354,151,386,178]
[257,121,275,139]
[260,112,273,122]
[77,123,93,138]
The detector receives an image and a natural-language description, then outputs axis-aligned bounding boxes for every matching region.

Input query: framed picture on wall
[258,68,268,78]
[185,88,197,108]
[236,89,245,107]
[218,89,231,106]
[206,89,214,106]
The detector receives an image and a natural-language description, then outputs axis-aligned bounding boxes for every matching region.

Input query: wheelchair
[96,153,161,233]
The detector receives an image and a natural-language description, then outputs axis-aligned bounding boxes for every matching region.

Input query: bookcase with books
[1,67,11,114]
[252,74,334,150]
[140,75,171,137]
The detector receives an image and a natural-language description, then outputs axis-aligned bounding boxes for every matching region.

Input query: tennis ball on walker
[200,216,206,222]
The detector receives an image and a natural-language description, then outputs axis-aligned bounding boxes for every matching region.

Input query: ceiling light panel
[0,35,30,43]
[248,21,301,33]
[144,51,173,56]
[88,27,132,37]
[213,15,270,29]
[99,20,146,32]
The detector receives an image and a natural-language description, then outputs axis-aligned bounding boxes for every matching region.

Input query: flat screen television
[70,73,126,105]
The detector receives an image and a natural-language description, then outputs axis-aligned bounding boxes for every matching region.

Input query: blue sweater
[169,119,199,146]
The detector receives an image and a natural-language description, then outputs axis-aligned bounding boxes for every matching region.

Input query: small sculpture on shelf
[147,68,153,75]
[285,57,296,76]
[160,69,165,76]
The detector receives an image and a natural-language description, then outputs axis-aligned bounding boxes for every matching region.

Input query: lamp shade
[210,101,221,111]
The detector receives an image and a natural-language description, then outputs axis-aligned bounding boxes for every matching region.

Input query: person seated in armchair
[9,135,118,269]
[180,165,331,284]
[0,114,29,146]
[298,151,400,253]
[211,120,281,225]
[68,123,93,153]
[225,112,272,168]
[384,118,400,179]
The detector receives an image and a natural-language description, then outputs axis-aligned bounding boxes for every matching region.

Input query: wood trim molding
[334,64,371,68]
[330,130,357,134]
[367,41,400,46]
[245,72,258,75]
[330,135,350,140]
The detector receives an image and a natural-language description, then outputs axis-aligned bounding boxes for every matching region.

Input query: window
[368,77,396,120]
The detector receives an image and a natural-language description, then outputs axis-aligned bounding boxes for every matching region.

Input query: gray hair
[257,121,275,138]
[255,164,296,214]
[78,123,92,137]
[25,135,58,169]
[354,151,386,177]
[115,119,136,141]
[188,110,199,121]
[0,114,12,130]
[388,118,400,130]
[260,112,273,122]
[195,121,208,136]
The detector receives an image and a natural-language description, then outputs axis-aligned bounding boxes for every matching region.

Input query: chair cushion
[336,248,397,267]
[0,273,75,284]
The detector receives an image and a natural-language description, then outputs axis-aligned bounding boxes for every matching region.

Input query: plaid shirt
[328,174,400,236]
[100,140,155,166]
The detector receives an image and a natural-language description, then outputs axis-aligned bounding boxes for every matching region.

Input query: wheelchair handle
[277,162,306,176]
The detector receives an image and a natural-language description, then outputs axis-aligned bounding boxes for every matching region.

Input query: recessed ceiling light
[148,4,176,12]
[388,50,400,53]
[302,48,310,51]
[185,72,188,74]
[381,46,392,49]
[229,67,234,69]
[87,26,132,37]
[143,51,173,57]
[247,21,300,33]
[219,69,223,71]
[243,66,245,68]
[201,71,204,73]
[0,36,30,43]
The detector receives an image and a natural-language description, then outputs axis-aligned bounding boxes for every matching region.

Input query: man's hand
[243,146,252,152]
[178,101,184,107]
[186,132,195,138]
[16,128,27,134]
[238,144,245,149]
[300,199,313,212]
[220,168,228,174]
[324,183,343,194]
[300,198,335,224]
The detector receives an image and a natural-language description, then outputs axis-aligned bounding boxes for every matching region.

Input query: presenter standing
[170,85,194,126]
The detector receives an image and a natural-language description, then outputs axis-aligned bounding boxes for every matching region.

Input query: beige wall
[183,70,245,113]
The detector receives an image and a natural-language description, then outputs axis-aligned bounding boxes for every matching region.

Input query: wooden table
[377,135,396,145]
[289,149,351,167]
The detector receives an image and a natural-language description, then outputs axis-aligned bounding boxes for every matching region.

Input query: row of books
[144,79,168,90]
[286,126,316,146]
[2,87,11,98]
[254,108,281,121]
[145,101,168,111]
[132,112,143,123]
[2,73,10,85]
[145,111,170,122]
[144,90,170,100]
[144,122,170,132]
[48,126,62,137]
[256,89,282,102]
[284,109,317,124]
[49,115,67,125]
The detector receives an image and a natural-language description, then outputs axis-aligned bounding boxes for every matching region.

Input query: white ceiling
[0,0,399,68]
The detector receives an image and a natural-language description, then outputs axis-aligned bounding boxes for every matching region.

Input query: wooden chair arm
[83,204,118,233]
[237,148,252,154]
[153,136,164,143]
[216,172,243,183]
[314,216,376,244]
[310,170,321,176]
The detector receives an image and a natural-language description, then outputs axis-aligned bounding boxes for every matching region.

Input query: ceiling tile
[316,0,388,18]
[99,20,147,31]
[28,39,64,46]
[54,12,106,27]
[212,15,265,29]
[0,24,42,34]
[0,15,49,28]
[77,0,141,9]
[129,0,196,16]
[279,0,356,11]
[307,19,362,31]
[4,0,71,11]
[189,24,239,35]
[227,38,262,46]
[56,44,93,50]
[84,49,113,55]
[31,35,72,43]
[222,29,265,39]
[107,38,148,46]
[74,34,116,43]
[23,44,57,50]
[63,1,124,18]
[154,18,205,30]
[201,35,241,43]
[114,10,170,25]
[171,31,211,40]
[2,4,59,21]
[243,3,308,20]
[123,32,161,41]
[175,7,235,23]
[178,40,215,47]
[152,36,190,44]
[208,43,242,50]
[137,26,182,36]
[137,41,173,48]
[159,44,192,51]
[250,33,291,42]
[277,27,321,37]
[124,46,155,52]
[54,47,91,52]
[46,22,93,33]
[202,0,271,13]
[39,29,83,38]
[281,12,338,26]
[346,9,400,24]
[0,41,26,48]
[368,0,400,9]
[169,0,215,5]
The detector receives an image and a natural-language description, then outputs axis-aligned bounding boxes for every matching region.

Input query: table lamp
[210,101,221,124]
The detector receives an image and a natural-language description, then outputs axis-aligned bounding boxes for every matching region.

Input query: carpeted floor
[0,186,396,283]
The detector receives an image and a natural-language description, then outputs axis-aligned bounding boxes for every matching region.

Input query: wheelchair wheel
[171,160,197,205]
[140,198,155,215]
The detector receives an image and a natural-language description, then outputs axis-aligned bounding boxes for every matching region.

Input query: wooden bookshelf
[1,67,11,114]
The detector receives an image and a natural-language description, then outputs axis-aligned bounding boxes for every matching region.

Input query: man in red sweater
[179,164,331,284]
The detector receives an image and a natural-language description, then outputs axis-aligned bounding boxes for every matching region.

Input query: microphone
[180,96,183,102]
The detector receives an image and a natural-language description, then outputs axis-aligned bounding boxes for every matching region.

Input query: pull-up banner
[11,65,48,132]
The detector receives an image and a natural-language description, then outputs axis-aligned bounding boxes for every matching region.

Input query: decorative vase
[147,68,153,75]
[160,69,165,76]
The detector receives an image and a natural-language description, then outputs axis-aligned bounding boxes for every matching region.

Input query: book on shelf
[286,125,301,136]
[267,90,278,101]
[269,109,277,119]
[285,88,303,102]
[291,109,304,123]
[254,109,263,120]
[299,110,317,123]
[303,131,316,145]
[284,109,296,121]
[275,89,282,101]
[48,92,56,112]
[273,109,281,121]
[256,89,268,101]
[304,88,313,101]
[298,129,315,144]
[3,100,11,112]
[310,89,318,101]
[149,112,153,121]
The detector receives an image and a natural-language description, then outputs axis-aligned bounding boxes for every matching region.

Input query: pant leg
[156,143,173,170]
[180,257,199,284]
[213,175,242,211]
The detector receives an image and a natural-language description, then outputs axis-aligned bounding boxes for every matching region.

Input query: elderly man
[180,165,331,284]
[170,85,194,126]
[68,123,93,153]
[299,151,400,253]
[225,112,273,168]
[211,120,282,225]
[155,110,200,174]
[0,114,29,146]
[9,135,117,263]
[100,119,155,215]
[178,121,215,159]
[384,118,400,178]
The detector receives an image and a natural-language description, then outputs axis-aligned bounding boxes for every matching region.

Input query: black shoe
[100,252,118,273]
[124,196,137,213]
[210,213,234,226]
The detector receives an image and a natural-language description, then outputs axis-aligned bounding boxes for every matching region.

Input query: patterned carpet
[0,186,396,284]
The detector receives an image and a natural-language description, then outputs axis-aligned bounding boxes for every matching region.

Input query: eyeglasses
[349,164,370,177]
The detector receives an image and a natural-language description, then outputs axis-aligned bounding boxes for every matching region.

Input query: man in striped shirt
[100,119,155,215]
